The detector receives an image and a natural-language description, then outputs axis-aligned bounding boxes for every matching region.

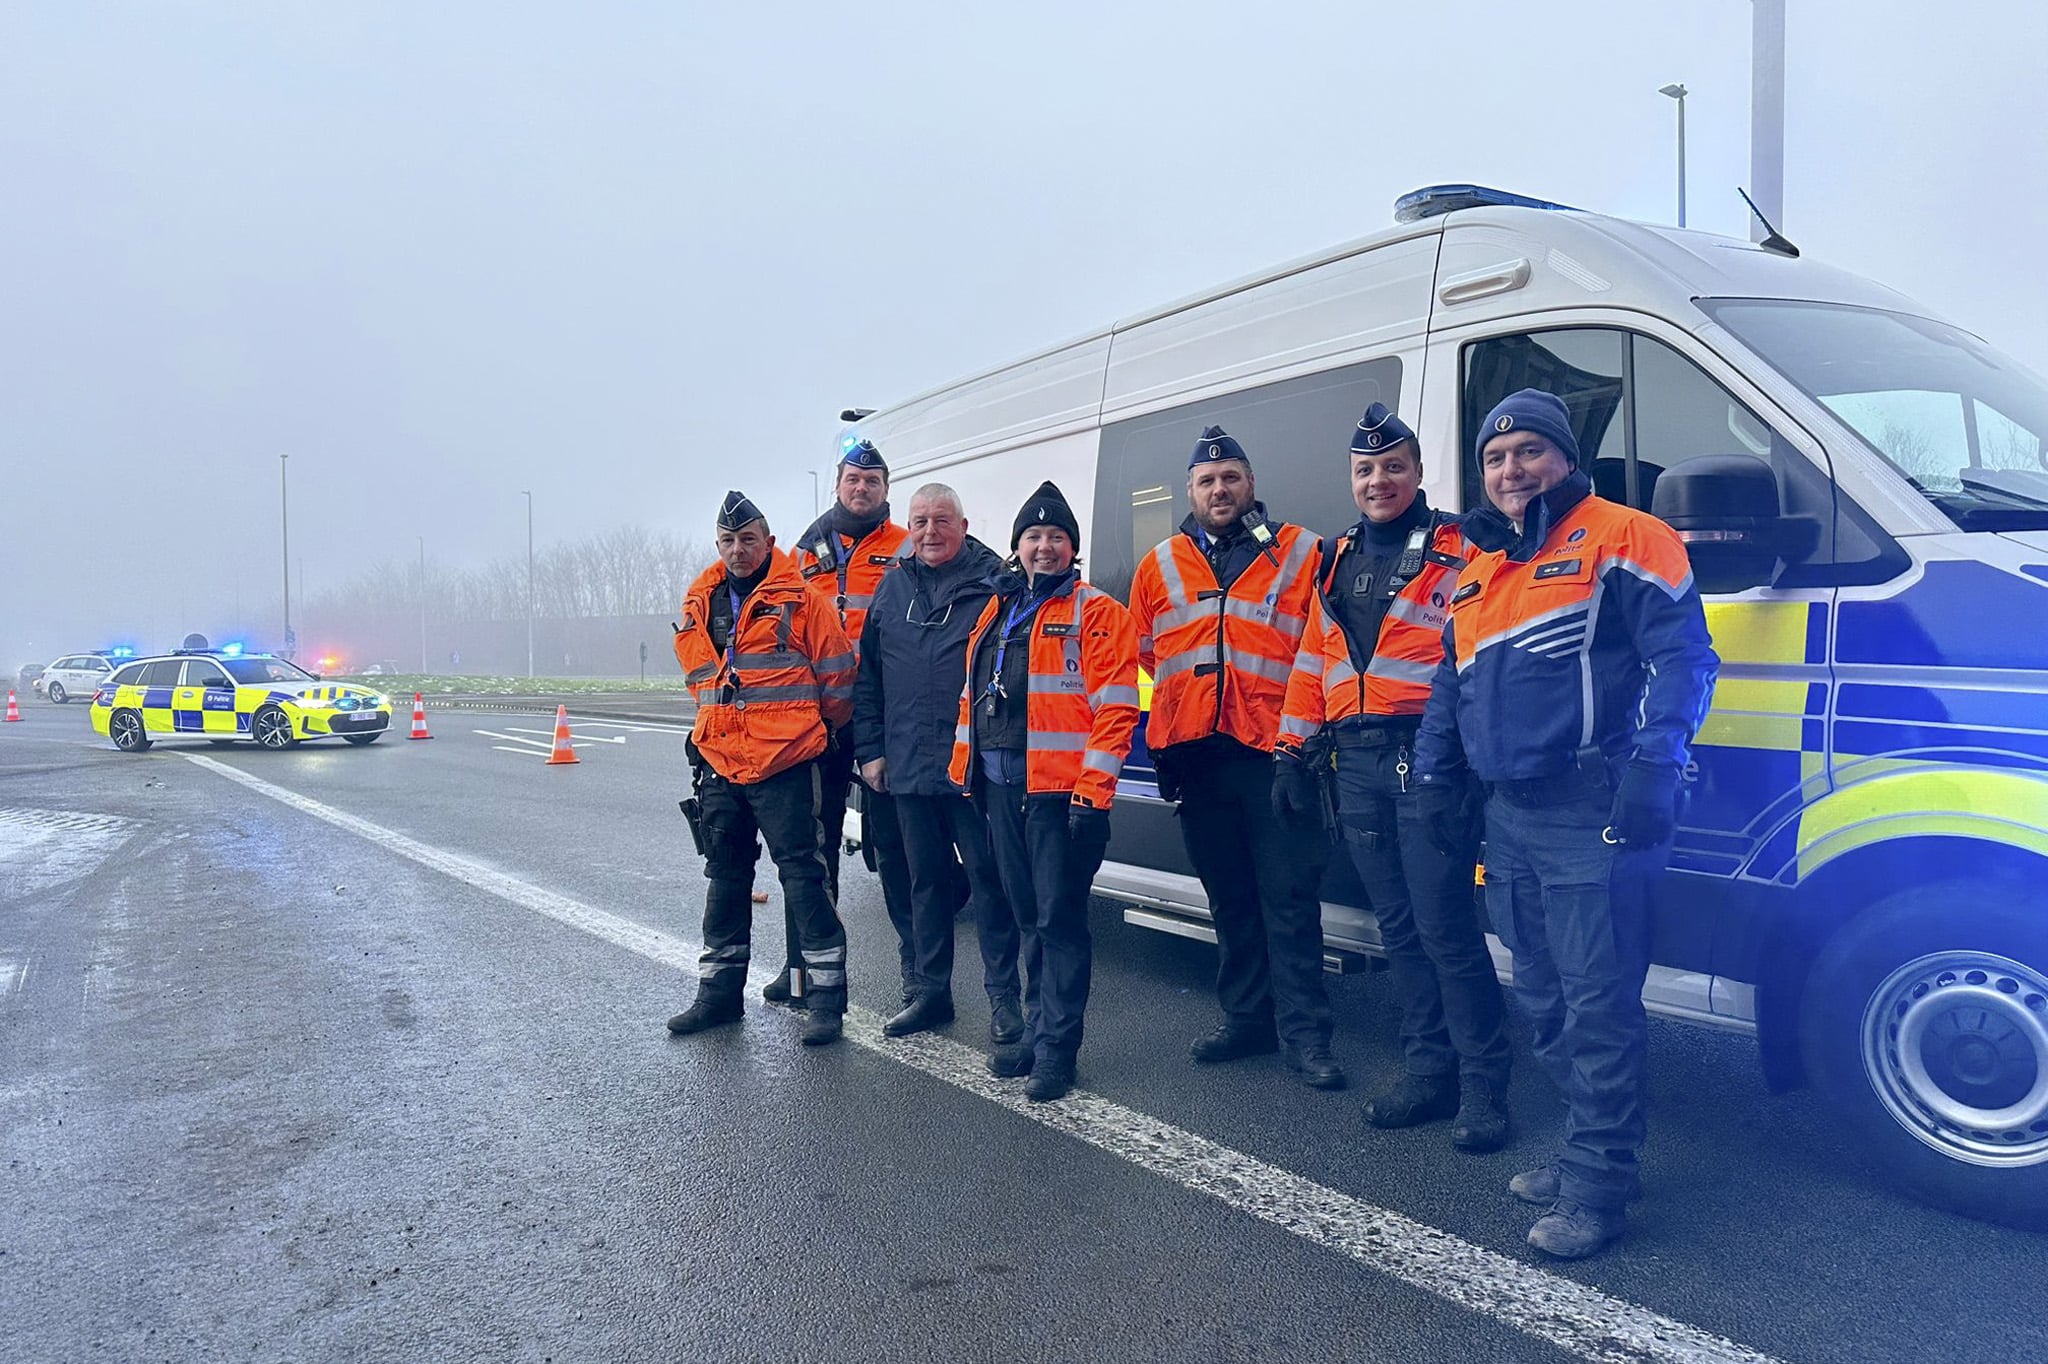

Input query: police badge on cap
[1350,401,1418,456]
[717,490,767,531]
[1189,424,1250,469]
[840,438,888,473]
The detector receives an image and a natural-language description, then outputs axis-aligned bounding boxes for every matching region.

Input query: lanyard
[724,585,745,678]
[983,584,1054,703]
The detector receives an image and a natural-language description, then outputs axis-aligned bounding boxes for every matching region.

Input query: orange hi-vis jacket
[1130,520,1321,754]
[793,510,912,659]
[675,549,857,785]
[1276,518,1466,755]
[946,577,1141,811]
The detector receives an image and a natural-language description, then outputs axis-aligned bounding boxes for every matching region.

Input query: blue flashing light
[840,434,859,452]
[1393,184,1581,224]
[108,645,136,658]
[220,642,244,658]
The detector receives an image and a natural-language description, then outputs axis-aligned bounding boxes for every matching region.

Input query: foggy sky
[5,1,2045,666]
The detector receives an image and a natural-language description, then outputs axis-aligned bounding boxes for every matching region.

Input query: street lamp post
[1750,0,1786,242]
[1658,82,1689,228]
[522,490,535,678]
[419,535,429,675]
[279,454,292,657]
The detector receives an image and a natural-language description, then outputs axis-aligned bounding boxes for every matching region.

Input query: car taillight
[91,686,108,704]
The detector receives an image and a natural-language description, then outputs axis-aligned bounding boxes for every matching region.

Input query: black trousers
[1172,744,1334,1049]
[1333,736,1509,1083]
[698,759,847,1013]
[783,741,914,981]
[895,792,1021,1004]
[982,782,1103,1062]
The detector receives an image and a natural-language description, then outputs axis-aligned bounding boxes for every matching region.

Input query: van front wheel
[1801,890,2048,1228]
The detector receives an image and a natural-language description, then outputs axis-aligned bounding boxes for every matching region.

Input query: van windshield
[1700,298,2048,530]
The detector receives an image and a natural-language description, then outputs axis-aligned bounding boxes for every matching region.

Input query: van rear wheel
[109,709,152,752]
[1801,886,2048,1228]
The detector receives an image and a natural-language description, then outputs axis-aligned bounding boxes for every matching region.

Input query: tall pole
[1751,0,1786,241]
[279,454,291,656]
[522,490,535,678]
[419,535,429,675]
[1659,83,1689,228]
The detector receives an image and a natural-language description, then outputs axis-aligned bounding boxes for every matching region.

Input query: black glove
[1068,803,1112,848]
[1609,762,1681,848]
[1272,752,1321,820]
[1416,775,1478,857]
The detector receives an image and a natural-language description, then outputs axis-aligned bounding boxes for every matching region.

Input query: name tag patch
[1451,581,1482,604]
[1533,558,1583,580]
[1041,622,1075,637]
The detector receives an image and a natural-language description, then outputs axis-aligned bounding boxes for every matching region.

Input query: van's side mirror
[1651,455,1820,594]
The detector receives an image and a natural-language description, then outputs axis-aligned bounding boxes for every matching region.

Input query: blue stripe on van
[1835,562,2048,670]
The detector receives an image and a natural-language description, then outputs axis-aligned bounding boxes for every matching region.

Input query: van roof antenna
[1737,188,1800,258]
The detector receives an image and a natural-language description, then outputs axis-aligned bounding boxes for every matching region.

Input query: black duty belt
[1330,719,1420,749]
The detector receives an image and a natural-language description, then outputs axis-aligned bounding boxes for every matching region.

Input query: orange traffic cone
[544,704,579,765]
[408,693,433,740]
[4,690,19,722]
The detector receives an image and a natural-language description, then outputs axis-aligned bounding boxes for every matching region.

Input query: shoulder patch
[1451,581,1483,604]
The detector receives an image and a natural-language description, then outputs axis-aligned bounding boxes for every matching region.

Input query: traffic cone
[408,693,433,740]
[4,690,19,722]
[544,704,580,765]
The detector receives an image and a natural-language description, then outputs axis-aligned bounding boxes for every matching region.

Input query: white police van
[842,185,2048,1227]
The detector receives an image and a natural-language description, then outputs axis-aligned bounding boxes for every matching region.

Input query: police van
[842,185,2048,1226]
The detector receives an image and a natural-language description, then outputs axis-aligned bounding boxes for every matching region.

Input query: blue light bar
[220,642,244,658]
[1393,184,1581,224]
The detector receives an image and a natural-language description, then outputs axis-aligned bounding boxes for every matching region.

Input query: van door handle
[1437,258,1532,306]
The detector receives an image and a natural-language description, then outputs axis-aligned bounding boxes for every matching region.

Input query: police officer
[1413,390,1718,1258]
[784,439,923,1007]
[1129,427,1341,1090]
[854,483,1022,1043]
[948,481,1140,1102]
[668,492,859,1047]
[1276,402,1512,1148]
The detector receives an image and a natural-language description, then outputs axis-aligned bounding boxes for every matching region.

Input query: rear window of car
[111,663,147,686]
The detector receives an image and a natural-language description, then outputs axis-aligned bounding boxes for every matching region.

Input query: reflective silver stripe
[819,683,855,701]
[1089,685,1140,708]
[1138,633,1154,654]
[1082,748,1123,778]
[1365,655,1439,685]
[814,652,856,674]
[685,662,719,684]
[1279,715,1319,740]
[1386,594,1443,627]
[955,723,972,745]
[1233,652,1294,685]
[841,593,875,610]
[802,947,844,965]
[1274,527,1319,597]
[1028,674,1087,695]
[807,969,846,987]
[733,652,804,668]
[1027,731,1089,752]
[698,961,746,978]
[1150,540,1191,606]
[1152,599,1219,636]
[1289,647,1322,680]
[1150,646,1220,683]
[1326,659,1360,687]
[690,685,723,704]
[733,683,820,703]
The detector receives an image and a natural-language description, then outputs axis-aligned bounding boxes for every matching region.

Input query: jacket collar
[1461,471,1593,563]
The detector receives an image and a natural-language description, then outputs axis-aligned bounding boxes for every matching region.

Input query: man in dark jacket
[854,483,1023,1041]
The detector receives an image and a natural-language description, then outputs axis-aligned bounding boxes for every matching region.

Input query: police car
[90,646,393,752]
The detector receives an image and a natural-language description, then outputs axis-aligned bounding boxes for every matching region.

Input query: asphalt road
[4,695,2044,1363]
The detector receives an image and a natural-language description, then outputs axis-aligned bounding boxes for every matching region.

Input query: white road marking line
[570,720,692,734]
[183,752,1783,1364]
[490,746,548,758]
[502,726,625,744]
[473,730,554,749]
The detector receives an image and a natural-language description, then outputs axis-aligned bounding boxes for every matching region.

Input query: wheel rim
[255,709,293,748]
[1861,949,2048,1167]
[49,684,64,703]
[112,712,142,748]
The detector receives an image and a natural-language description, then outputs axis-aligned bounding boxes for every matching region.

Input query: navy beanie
[1012,480,1081,551]
[1477,389,1580,467]
[1189,424,1251,470]
[1350,401,1417,457]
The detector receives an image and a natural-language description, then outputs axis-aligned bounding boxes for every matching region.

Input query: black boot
[1025,1054,1076,1102]
[762,968,806,1008]
[989,995,1025,1046]
[1189,1020,1279,1065]
[1285,1041,1347,1091]
[884,993,955,1038]
[800,1010,844,1047]
[988,1043,1035,1078]
[666,995,742,1035]
[1362,1072,1458,1129]
[1450,1074,1511,1153]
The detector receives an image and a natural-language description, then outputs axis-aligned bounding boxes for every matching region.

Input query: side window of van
[1091,356,1403,603]
[1461,327,1903,586]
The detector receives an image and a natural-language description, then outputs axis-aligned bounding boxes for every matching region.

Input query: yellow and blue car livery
[90,651,393,751]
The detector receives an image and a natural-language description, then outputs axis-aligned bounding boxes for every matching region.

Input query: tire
[1800,883,2048,1228]
[47,682,66,704]
[344,733,381,746]
[252,705,298,750]
[109,709,152,753]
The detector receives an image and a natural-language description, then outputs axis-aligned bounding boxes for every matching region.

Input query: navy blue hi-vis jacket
[1413,472,1719,785]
